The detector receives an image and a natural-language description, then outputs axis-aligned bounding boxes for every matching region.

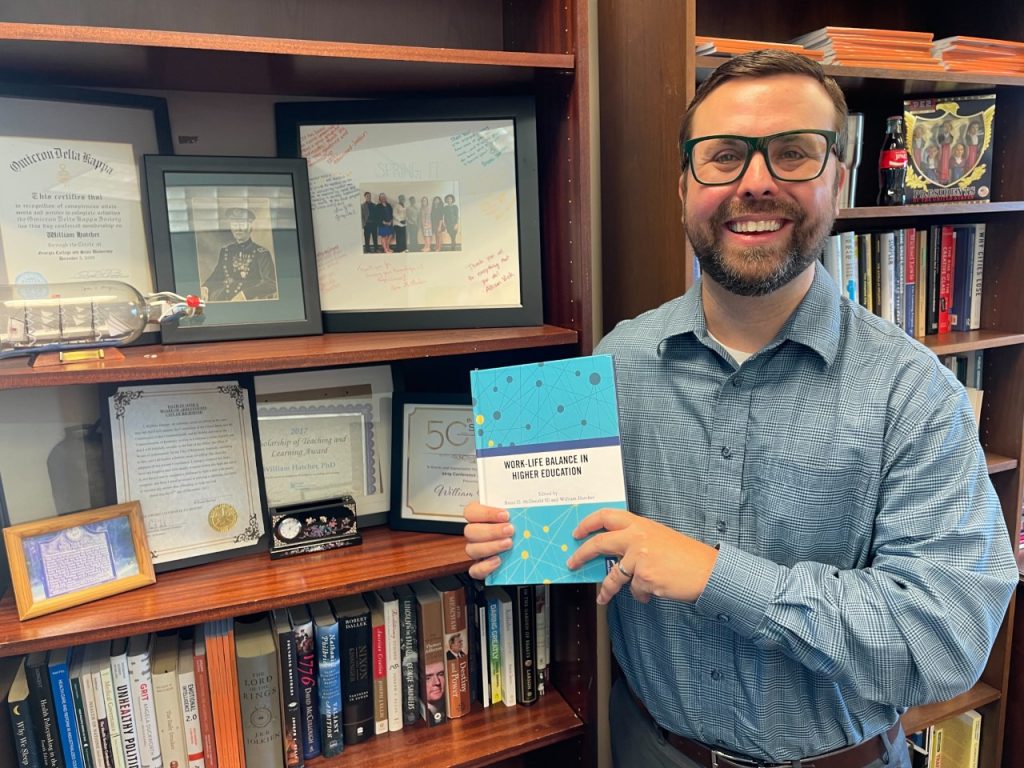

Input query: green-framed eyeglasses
[681,129,839,186]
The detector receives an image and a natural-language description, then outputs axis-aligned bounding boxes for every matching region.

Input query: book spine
[915,229,928,338]
[904,227,917,337]
[510,586,538,705]
[49,654,85,768]
[382,595,403,733]
[176,667,203,768]
[893,228,905,330]
[926,226,941,334]
[397,591,419,726]
[202,620,243,767]
[8,670,43,768]
[273,622,302,768]
[823,234,842,291]
[26,653,64,768]
[879,231,895,324]
[68,667,93,768]
[857,233,873,312]
[97,665,125,768]
[81,663,112,768]
[478,602,491,707]
[840,230,858,303]
[109,654,140,768]
[439,585,470,718]
[969,223,985,330]
[314,620,343,757]
[486,598,503,705]
[150,665,183,768]
[415,586,446,726]
[126,642,162,768]
[235,632,282,768]
[371,619,388,735]
[535,584,549,696]
[499,597,517,707]
[292,626,320,760]
[340,611,373,744]
[938,225,955,334]
[190,647,216,768]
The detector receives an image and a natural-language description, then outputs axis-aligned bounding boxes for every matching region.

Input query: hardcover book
[286,605,320,760]
[109,639,142,768]
[410,581,447,726]
[190,629,218,768]
[47,647,86,768]
[904,93,996,204]
[175,634,204,768]
[392,584,420,727]
[234,615,284,768]
[270,608,304,768]
[433,576,471,718]
[507,585,538,705]
[7,657,43,767]
[126,633,162,768]
[25,649,64,768]
[309,600,343,757]
[470,354,627,584]
[151,633,185,768]
[331,594,373,745]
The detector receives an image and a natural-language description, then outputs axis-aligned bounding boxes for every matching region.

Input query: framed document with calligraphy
[275,96,542,331]
[3,501,155,621]
[105,379,268,572]
[389,393,477,534]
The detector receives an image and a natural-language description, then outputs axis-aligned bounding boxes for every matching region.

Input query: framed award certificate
[389,393,476,534]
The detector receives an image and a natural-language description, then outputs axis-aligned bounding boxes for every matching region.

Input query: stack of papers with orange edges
[933,36,1024,76]
[695,36,825,61]
[791,26,943,71]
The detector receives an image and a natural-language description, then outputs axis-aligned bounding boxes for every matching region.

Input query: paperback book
[470,354,627,585]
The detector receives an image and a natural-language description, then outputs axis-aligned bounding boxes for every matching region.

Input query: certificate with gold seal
[107,380,267,571]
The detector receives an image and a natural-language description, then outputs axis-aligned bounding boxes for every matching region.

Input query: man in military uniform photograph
[202,206,279,302]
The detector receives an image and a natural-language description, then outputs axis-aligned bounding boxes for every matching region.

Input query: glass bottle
[877,115,908,206]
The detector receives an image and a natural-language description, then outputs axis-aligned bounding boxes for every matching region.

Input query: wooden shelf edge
[986,452,1018,475]
[0,325,579,391]
[695,55,1024,88]
[900,682,1000,735]
[918,330,1024,356]
[838,201,1024,221]
[315,693,582,767]
[0,527,474,657]
[0,21,575,70]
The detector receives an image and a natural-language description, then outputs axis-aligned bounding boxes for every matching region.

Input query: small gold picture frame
[3,501,155,621]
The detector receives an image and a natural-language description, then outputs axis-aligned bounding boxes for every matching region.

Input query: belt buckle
[710,750,773,768]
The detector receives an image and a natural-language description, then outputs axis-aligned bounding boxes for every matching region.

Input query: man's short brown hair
[678,50,848,171]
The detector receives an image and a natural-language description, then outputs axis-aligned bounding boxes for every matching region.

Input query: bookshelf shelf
[901,681,1001,735]
[0,325,578,391]
[838,202,1024,221]
[918,331,1024,356]
[316,695,584,768]
[986,452,1019,475]
[0,527,473,657]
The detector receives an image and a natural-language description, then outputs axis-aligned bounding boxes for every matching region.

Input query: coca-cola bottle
[877,115,908,206]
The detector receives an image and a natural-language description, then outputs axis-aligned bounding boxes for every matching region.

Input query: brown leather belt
[627,686,901,768]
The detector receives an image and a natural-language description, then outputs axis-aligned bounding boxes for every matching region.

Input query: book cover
[150,633,185,768]
[270,608,303,768]
[905,93,996,204]
[175,634,204,768]
[433,576,471,718]
[309,600,343,757]
[410,581,447,726]
[373,588,403,733]
[331,594,373,745]
[286,605,320,760]
[48,647,86,768]
[234,614,283,768]
[109,639,141,768]
[126,633,162,768]
[190,628,218,768]
[362,591,390,735]
[7,656,44,768]
[470,355,627,585]
[392,584,420,727]
[483,586,516,707]
[26,649,64,768]
[929,709,982,768]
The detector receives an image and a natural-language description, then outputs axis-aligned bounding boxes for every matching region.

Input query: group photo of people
[359,183,461,254]
[909,114,986,186]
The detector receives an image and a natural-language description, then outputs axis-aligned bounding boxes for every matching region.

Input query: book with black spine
[331,594,373,745]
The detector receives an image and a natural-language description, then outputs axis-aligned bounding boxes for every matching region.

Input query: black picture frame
[389,392,476,535]
[276,96,543,332]
[144,155,323,343]
[0,84,174,344]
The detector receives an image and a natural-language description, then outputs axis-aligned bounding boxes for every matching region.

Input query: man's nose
[735,149,780,197]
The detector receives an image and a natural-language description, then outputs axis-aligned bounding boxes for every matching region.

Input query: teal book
[470,354,627,584]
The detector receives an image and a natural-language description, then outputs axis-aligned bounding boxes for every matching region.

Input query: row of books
[907,709,982,768]
[3,577,550,768]
[821,223,986,338]
[697,27,1024,77]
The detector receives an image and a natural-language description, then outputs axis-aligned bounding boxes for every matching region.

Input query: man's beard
[686,198,834,297]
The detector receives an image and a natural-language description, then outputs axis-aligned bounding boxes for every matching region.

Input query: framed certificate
[389,393,476,534]
[106,379,268,571]
[3,501,155,621]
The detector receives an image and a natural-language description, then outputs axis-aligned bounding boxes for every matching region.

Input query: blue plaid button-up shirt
[598,263,1017,762]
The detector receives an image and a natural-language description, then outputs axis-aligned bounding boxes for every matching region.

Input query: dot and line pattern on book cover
[471,356,625,584]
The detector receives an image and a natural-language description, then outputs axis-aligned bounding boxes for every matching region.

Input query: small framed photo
[2,501,155,621]
[144,155,323,343]
[390,393,477,534]
[276,96,543,331]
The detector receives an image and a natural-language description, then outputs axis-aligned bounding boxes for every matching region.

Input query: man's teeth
[728,220,782,233]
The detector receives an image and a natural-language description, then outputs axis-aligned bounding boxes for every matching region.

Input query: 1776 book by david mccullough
[470,354,627,585]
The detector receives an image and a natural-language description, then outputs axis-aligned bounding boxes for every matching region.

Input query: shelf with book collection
[597,2,1023,766]
[0,1,600,766]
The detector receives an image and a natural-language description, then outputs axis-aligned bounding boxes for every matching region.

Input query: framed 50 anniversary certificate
[106,379,267,571]
[390,393,477,534]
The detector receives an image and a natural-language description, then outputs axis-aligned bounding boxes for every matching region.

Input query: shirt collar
[656,261,841,367]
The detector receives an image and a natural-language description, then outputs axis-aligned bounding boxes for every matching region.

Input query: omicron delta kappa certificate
[108,381,266,569]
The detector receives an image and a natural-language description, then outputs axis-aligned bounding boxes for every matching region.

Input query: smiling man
[463,50,1016,767]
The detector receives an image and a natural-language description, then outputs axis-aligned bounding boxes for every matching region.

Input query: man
[406,194,420,251]
[202,206,277,301]
[423,660,446,725]
[361,190,379,252]
[393,194,408,252]
[463,51,1017,767]
[445,633,466,660]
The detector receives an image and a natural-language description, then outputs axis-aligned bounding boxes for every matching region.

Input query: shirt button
[717,613,730,623]
[710,670,722,681]
[716,519,727,533]
[721,446,732,459]
[732,378,741,387]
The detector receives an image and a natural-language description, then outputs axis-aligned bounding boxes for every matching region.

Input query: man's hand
[463,501,514,580]
[566,508,719,606]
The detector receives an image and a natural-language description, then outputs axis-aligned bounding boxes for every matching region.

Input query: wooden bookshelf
[597,2,1024,765]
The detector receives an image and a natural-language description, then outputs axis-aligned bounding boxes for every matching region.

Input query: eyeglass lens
[691,132,830,184]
